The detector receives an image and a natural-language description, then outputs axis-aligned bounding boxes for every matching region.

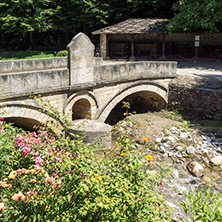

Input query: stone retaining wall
[168,84,222,120]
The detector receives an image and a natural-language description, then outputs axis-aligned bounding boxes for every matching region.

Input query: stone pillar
[100,34,108,59]
[67,32,95,86]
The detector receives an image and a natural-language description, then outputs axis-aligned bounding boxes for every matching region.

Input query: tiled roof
[92,18,168,35]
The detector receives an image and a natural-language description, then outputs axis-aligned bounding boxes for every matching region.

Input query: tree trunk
[29,31,33,49]
[1,30,5,47]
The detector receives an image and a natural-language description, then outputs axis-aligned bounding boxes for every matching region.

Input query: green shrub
[180,187,222,222]
[0,101,172,221]
[56,50,68,57]
[0,120,27,180]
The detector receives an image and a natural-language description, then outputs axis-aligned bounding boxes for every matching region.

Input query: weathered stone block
[67,32,95,85]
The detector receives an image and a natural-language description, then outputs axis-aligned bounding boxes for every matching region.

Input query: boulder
[210,155,222,166]
[187,161,205,177]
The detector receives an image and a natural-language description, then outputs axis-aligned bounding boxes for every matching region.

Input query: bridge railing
[94,61,177,84]
[0,57,67,74]
[0,33,177,99]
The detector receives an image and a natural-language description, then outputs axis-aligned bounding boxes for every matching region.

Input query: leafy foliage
[0,100,172,221]
[180,187,222,221]
[168,0,222,33]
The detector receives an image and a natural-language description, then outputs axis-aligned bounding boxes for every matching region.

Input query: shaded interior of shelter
[105,91,166,125]
[5,117,41,131]
[106,34,222,60]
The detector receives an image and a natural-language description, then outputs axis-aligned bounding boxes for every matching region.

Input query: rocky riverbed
[111,111,222,221]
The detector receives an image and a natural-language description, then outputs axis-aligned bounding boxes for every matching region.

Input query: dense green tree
[0,0,56,47]
[169,0,222,33]
[52,0,108,35]
[106,0,177,25]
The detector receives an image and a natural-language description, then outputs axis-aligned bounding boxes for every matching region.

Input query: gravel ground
[170,58,222,89]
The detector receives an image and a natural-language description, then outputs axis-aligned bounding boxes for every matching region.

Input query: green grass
[194,120,222,131]
[0,50,57,60]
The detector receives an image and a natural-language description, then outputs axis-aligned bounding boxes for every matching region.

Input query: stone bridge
[0,33,177,130]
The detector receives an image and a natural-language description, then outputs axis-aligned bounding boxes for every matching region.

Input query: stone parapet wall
[94,61,177,84]
[0,57,67,74]
[0,68,69,98]
[168,84,222,120]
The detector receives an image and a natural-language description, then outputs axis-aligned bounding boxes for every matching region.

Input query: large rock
[210,155,222,166]
[187,161,205,177]
[69,119,112,150]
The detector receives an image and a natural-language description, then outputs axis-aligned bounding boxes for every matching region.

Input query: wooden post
[194,35,200,59]
[106,35,109,59]
[161,34,166,59]
[130,35,135,60]
[100,34,109,59]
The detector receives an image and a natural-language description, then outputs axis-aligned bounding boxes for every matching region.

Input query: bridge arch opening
[105,91,166,125]
[72,99,91,121]
[4,117,41,131]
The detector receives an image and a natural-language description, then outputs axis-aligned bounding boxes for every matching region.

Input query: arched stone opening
[72,99,91,121]
[105,91,166,125]
[4,117,41,131]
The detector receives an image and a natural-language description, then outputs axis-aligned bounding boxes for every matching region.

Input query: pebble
[168,152,174,157]
[155,138,162,143]
[176,146,183,151]
[159,146,166,153]
[186,146,196,154]
[180,132,189,139]
[167,136,176,143]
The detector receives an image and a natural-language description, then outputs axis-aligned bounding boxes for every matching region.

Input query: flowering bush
[0,103,172,221]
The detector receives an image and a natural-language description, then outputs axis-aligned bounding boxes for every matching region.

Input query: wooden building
[92,18,222,60]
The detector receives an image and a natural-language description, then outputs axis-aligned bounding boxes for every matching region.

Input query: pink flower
[157,181,163,189]
[18,142,25,147]
[30,132,37,138]
[22,147,31,156]
[32,138,40,143]
[16,134,23,141]
[35,157,44,166]
[35,162,40,167]
[30,151,36,155]
[153,204,158,210]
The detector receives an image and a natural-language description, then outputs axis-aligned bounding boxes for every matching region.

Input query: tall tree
[52,0,109,35]
[106,0,177,25]
[168,0,222,33]
[0,0,55,47]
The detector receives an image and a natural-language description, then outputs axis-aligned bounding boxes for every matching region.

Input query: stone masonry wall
[0,57,67,74]
[168,84,222,120]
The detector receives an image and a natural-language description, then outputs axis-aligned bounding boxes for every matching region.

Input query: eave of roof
[92,18,169,35]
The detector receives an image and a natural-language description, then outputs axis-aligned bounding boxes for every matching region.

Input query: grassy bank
[0,50,67,60]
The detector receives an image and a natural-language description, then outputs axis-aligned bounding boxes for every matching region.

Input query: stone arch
[64,91,98,121]
[0,102,55,130]
[96,83,168,122]
[72,99,91,120]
